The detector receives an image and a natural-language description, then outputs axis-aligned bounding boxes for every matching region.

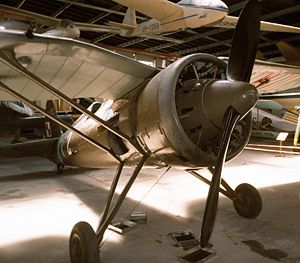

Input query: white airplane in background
[0,0,300,42]
[112,0,300,37]
[109,0,229,37]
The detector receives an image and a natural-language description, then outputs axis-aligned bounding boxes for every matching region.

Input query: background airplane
[111,0,300,36]
[0,98,94,143]
[0,0,300,42]
[253,108,297,133]
[250,106,298,141]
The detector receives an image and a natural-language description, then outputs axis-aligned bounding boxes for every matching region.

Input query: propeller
[200,0,261,248]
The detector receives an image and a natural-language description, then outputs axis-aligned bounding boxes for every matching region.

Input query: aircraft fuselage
[133,6,227,36]
[57,54,256,171]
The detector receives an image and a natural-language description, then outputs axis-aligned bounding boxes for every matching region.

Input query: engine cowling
[135,53,256,168]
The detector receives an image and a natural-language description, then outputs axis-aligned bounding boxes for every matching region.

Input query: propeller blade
[226,0,261,82]
[200,106,240,247]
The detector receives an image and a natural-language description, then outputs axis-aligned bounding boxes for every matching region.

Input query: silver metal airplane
[0,0,300,262]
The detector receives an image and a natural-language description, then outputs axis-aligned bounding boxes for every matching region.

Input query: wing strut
[0,49,146,155]
[96,154,149,243]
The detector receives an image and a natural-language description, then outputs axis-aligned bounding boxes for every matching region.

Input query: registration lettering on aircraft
[198,13,208,19]
[140,22,160,33]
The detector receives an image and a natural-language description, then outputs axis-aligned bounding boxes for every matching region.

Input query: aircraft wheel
[233,183,262,219]
[69,221,100,263]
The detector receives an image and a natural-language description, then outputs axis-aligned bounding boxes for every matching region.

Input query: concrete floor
[0,149,300,263]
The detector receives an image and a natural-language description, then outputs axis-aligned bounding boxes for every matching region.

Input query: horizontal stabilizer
[0,138,58,160]
[108,21,136,30]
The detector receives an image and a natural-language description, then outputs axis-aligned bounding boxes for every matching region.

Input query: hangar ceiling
[1,0,300,62]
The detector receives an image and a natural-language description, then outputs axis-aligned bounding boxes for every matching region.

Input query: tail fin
[107,8,136,36]
[45,100,63,138]
[120,8,136,36]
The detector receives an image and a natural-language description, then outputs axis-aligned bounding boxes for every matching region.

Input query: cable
[127,166,171,217]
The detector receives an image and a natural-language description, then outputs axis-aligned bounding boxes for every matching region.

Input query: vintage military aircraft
[0,0,300,262]
[0,0,300,43]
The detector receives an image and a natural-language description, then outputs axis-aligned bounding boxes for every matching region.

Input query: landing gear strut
[69,155,149,263]
[56,163,64,174]
[189,170,262,220]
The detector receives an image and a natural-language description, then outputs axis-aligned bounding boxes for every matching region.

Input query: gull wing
[212,15,300,33]
[0,30,158,103]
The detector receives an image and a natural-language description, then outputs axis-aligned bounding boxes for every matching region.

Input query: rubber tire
[233,183,262,219]
[69,221,100,263]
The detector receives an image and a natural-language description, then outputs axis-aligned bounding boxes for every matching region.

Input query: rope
[127,166,171,217]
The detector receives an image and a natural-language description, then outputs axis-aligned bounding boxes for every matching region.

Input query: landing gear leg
[57,163,64,174]
[189,169,262,219]
[69,155,149,263]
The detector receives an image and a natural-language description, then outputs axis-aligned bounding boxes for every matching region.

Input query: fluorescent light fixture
[139,60,154,67]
